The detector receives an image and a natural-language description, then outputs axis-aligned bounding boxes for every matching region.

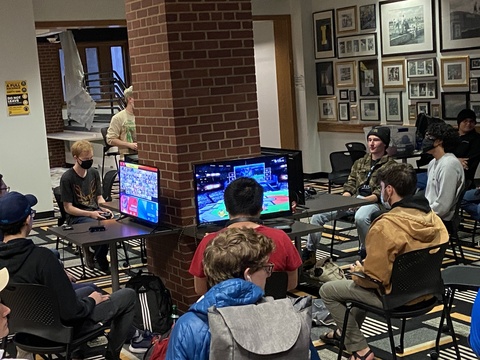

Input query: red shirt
[189,225,302,277]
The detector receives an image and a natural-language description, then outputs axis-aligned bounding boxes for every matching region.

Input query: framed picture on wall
[408,104,417,120]
[318,96,338,121]
[407,58,436,78]
[385,92,402,122]
[471,78,479,94]
[339,89,349,100]
[313,10,336,59]
[335,61,356,87]
[382,59,405,89]
[471,58,480,70]
[349,89,357,102]
[471,101,480,118]
[360,98,380,121]
[316,62,335,95]
[440,56,469,87]
[379,0,435,56]
[359,59,379,96]
[350,104,359,120]
[359,4,376,31]
[337,34,377,59]
[338,102,350,121]
[431,104,440,117]
[440,0,480,51]
[441,92,469,120]
[337,6,357,34]
[416,101,430,116]
[408,80,437,99]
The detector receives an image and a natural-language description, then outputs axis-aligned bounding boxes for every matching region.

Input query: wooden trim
[317,122,416,133]
[35,20,126,29]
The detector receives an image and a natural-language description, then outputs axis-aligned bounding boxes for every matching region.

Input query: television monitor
[118,161,160,225]
[261,147,305,205]
[193,155,291,227]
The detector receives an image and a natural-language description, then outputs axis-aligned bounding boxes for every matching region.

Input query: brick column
[37,42,66,168]
[125,0,261,310]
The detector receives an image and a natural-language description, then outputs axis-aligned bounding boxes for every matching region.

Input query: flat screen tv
[118,161,160,225]
[193,155,291,227]
[261,147,305,205]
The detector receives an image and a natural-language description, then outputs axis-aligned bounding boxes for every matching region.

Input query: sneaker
[129,329,153,354]
[302,249,317,270]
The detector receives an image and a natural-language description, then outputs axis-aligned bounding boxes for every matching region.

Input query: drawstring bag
[305,257,346,283]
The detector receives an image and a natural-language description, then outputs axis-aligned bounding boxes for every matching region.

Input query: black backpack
[126,271,173,335]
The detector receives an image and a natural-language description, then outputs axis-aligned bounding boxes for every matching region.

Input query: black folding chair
[345,142,366,163]
[328,151,353,194]
[100,127,120,180]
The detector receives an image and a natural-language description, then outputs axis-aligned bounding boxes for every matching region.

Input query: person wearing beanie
[454,109,480,184]
[106,85,137,157]
[304,126,396,267]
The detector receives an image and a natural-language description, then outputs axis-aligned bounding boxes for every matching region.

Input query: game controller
[100,212,113,219]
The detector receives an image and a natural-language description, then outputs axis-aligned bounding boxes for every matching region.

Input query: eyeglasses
[30,210,36,218]
[262,263,274,277]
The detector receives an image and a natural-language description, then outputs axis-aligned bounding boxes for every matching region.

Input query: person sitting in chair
[319,163,448,360]
[0,267,10,338]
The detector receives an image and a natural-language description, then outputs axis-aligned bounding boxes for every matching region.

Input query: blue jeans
[462,189,480,221]
[417,172,428,191]
[70,216,109,262]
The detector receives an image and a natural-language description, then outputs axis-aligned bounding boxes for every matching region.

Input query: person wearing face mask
[319,163,448,360]
[422,122,464,221]
[60,140,112,272]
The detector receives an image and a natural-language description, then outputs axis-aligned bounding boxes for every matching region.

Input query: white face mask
[381,189,391,210]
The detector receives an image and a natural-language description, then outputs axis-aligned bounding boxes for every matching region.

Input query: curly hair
[203,227,275,288]
[425,122,460,153]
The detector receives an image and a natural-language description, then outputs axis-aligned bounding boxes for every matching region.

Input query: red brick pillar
[37,42,66,168]
[125,0,260,310]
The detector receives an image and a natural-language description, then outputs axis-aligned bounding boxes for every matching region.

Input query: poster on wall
[5,80,29,116]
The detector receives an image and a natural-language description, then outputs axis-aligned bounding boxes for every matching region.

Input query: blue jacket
[470,290,480,356]
[165,278,264,360]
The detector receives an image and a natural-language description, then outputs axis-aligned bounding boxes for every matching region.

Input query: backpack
[143,328,172,360]
[208,296,312,359]
[125,271,173,335]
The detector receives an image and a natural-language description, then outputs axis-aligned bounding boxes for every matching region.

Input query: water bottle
[171,304,179,325]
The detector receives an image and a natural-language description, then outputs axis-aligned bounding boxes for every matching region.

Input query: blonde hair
[203,227,275,288]
[71,140,93,157]
[124,86,133,100]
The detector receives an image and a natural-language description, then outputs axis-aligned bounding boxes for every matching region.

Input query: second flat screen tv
[193,155,291,226]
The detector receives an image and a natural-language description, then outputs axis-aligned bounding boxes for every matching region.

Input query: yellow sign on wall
[5,80,29,116]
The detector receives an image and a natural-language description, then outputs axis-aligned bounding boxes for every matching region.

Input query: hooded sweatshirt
[165,278,264,360]
[354,194,449,294]
[0,238,95,325]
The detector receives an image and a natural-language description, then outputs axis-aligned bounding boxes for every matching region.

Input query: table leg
[109,242,120,292]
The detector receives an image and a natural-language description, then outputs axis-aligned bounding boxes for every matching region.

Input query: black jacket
[0,238,95,326]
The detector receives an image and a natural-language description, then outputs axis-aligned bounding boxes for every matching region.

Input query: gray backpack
[208,296,312,359]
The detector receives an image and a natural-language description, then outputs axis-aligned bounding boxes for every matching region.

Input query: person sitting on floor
[0,191,136,360]
[304,126,396,265]
[189,177,302,295]
[319,163,448,360]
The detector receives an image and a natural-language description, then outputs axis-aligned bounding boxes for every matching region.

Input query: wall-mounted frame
[440,0,480,52]
[471,58,480,71]
[338,102,350,121]
[441,92,469,120]
[416,101,430,116]
[382,59,406,89]
[349,90,357,102]
[313,10,336,59]
[360,98,380,121]
[359,59,379,96]
[379,0,435,56]
[408,104,417,120]
[471,101,480,118]
[350,104,359,120]
[339,89,349,100]
[318,96,338,121]
[441,56,469,87]
[359,4,376,31]
[337,33,377,59]
[431,104,440,118]
[316,62,334,96]
[407,58,436,78]
[385,92,402,122]
[408,80,437,99]
[471,79,479,94]
[335,61,356,87]
[337,6,357,34]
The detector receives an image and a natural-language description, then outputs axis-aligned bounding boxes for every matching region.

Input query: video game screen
[193,155,291,226]
[119,161,160,225]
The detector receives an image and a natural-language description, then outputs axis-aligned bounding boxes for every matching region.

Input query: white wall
[0,0,53,213]
[32,0,126,22]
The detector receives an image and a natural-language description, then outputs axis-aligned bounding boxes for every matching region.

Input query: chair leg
[385,316,398,360]
[101,154,106,180]
[396,318,406,354]
[141,238,147,264]
[79,247,87,279]
[337,303,351,360]
[444,298,461,359]
[122,241,130,267]
[330,219,337,258]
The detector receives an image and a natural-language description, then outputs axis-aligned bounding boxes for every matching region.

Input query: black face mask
[421,137,436,153]
[78,159,93,170]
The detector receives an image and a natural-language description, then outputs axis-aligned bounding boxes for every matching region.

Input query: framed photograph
[416,101,430,116]
[359,4,376,31]
[440,0,480,51]
[471,101,480,118]
[335,61,356,87]
[318,96,338,121]
[441,56,469,87]
[349,90,357,102]
[337,6,357,34]
[385,92,403,122]
[339,89,349,100]
[441,92,469,120]
[313,10,336,59]
[337,33,377,59]
[360,98,380,121]
[407,58,436,78]
[471,79,479,94]
[359,59,379,96]
[408,104,417,120]
[350,104,359,120]
[316,62,334,96]
[382,59,406,89]
[338,102,350,121]
[408,80,437,99]
[471,58,480,70]
[431,104,440,117]
[379,0,435,56]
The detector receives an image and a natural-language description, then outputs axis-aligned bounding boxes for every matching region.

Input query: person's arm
[343,157,362,195]
[429,160,463,219]
[286,270,298,291]
[193,276,208,296]
[63,202,104,219]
